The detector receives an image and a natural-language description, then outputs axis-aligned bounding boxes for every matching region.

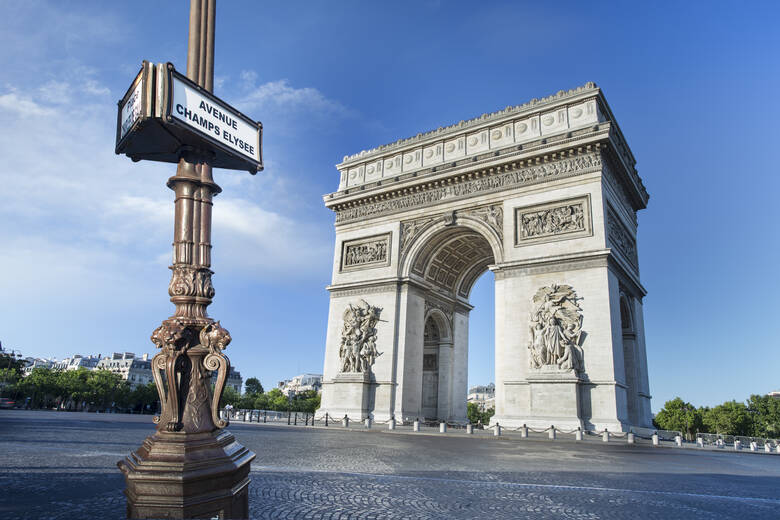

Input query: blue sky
[0,1,777,411]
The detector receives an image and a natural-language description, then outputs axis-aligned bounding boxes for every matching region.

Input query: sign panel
[115,62,154,153]
[115,61,263,173]
[169,74,261,165]
[120,79,143,141]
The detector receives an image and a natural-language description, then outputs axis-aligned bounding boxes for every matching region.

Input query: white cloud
[0,91,55,116]
[237,74,353,117]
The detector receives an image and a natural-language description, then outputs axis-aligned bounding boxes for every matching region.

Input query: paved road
[1,410,779,519]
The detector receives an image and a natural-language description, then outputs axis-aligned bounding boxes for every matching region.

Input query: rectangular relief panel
[514,195,592,247]
[605,203,638,268]
[340,233,392,272]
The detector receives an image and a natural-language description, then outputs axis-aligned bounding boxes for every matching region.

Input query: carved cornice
[328,279,399,297]
[339,83,600,165]
[333,149,603,224]
[492,250,610,280]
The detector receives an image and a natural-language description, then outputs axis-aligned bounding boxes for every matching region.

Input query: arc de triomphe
[318,83,652,431]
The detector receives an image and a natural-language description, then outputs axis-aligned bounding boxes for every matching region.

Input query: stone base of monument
[118,429,255,519]
[495,369,587,431]
[323,372,372,420]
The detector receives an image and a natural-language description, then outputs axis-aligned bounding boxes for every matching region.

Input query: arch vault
[318,83,652,431]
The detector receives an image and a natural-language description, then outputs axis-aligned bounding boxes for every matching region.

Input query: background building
[52,354,101,371]
[211,367,243,394]
[468,383,495,411]
[278,374,322,397]
[96,352,153,388]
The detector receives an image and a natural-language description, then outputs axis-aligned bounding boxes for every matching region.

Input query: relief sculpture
[528,285,585,373]
[339,300,382,373]
[343,238,388,267]
[520,202,584,239]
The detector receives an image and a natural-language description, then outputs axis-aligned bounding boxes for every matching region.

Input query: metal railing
[217,409,780,455]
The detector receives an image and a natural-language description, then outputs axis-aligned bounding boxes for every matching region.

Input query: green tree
[702,400,751,436]
[253,392,270,410]
[289,389,320,413]
[467,402,495,426]
[244,377,263,396]
[129,382,159,414]
[0,368,20,398]
[18,367,59,408]
[219,386,241,408]
[85,369,125,410]
[0,353,26,372]
[746,394,780,438]
[654,397,703,439]
[57,368,90,409]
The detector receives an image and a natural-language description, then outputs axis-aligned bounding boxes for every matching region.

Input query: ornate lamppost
[117,1,257,518]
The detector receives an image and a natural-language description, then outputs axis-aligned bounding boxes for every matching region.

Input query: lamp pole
[117,2,255,518]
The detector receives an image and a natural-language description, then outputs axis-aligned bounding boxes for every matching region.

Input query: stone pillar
[117,2,255,518]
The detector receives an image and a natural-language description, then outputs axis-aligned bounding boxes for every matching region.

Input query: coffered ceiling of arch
[413,232,494,298]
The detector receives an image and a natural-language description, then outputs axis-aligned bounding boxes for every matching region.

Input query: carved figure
[339,300,382,373]
[520,203,585,239]
[528,285,584,372]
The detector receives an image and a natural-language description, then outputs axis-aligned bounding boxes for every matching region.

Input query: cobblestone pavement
[1,411,779,519]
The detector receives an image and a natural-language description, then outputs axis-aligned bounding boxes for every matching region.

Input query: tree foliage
[653,395,780,438]
[5,367,158,412]
[467,402,495,426]
[653,397,703,439]
[244,377,263,395]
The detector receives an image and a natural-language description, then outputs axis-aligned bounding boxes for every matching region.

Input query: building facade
[96,352,153,388]
[278,374,323,397]
[467,383,495,411]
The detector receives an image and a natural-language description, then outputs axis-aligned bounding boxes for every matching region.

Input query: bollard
[342,415,349,428]
[734,440,741,451]
[750,441,757,452]
[494,423,501,436]
[287,411,291,425]
[413,419,420,432]
[575,427,583,441]
[603,429,610,443]
[697,437,704,448]
[627,432,635,444]
[388,417,396,430]
[263,411,267,423]
[764,443,771,453]
[775,444,779,455]
[674,435,682,447]
[549,426,556,440]
[325,413,329,427]
[652,433,659,446]
[521,424,528,438]
[466,424,473,435]
[294,413,298,426]
[439,422,447,433]
[305,413,310,426]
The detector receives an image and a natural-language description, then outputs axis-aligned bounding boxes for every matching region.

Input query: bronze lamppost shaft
[118,1,255,517]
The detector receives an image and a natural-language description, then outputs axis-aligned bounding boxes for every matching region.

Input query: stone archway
[318,83,653,430]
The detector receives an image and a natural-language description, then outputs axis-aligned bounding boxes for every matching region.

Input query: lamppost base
[118,428,255,519]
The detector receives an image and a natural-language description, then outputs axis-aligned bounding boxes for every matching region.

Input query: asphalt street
[1,410,779,519]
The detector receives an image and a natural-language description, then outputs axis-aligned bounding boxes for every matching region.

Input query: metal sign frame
[160,63,263,173]
[115,61,155,154]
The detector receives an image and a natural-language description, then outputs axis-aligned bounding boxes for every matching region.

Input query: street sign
[166,68,261,166]
[115,62,155,151]
[115,62,263,174]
